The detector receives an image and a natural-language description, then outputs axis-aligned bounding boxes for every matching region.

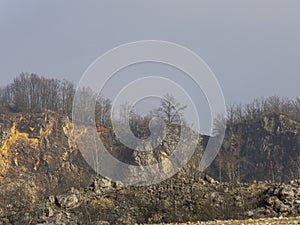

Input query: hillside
[207,113,300,183]
[0,111,299,224]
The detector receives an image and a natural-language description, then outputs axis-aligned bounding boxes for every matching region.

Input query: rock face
[0,111,94,221]
[207,113,300,183]
[126,124,203,184]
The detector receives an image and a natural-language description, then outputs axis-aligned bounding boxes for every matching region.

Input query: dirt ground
[151,217,300,225]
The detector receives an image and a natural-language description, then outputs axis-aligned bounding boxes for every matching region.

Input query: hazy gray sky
[1,0,299,123]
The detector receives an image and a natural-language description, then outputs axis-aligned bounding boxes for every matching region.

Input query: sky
[0,0,299,133]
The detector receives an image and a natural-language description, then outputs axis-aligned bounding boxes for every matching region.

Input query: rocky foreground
[4,175,295,224]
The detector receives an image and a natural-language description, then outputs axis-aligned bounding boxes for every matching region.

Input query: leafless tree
[156,94,187,124]
[59,79,75,115]
[95,96,112,127]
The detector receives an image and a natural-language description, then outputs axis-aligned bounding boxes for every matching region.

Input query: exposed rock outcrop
[0,111,94,221]
[0,111,299,224]
[207,113,300,183]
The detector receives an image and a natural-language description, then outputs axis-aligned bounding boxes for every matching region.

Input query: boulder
[278,186,294,200]
[56,193,79,209]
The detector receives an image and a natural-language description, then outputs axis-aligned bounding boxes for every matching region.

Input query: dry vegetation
[152,217,300,225]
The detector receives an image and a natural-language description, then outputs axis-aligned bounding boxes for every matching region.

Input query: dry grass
[150,217,300,225]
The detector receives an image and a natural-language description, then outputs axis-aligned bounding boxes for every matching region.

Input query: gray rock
[100,177,112,188]
[274,199,290,213]
[204,175,219,184]
[234,196,243,207]
[49,195,55,204]
[115,180,123,188]
[245,210,254,217]
[265,196,279,206]
[295,188,300,197]
[45,207,54,217]
[278,186,294,200]
[56,193,79,208]
[94,221,110,225]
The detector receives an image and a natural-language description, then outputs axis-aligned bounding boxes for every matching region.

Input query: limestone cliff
[0,111,94,218]
[207,113,300,183]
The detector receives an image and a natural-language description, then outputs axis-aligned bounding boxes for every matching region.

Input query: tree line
[0,73,75,114]
[226,96,300,125]
[0,74,186,129]
[1,73,299,129]
[0,73,112,126]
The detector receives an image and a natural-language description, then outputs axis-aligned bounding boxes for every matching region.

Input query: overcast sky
[0,0,299,132]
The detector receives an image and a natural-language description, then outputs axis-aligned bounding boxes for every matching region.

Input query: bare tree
[59,79,75,115]
[95,96,112,127]
[0,73,77,114]
[156,94,187,124]
[72,87,97,123]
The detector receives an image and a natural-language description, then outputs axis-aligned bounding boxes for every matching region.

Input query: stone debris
[261,183,300,217]
[55,193,79,209]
